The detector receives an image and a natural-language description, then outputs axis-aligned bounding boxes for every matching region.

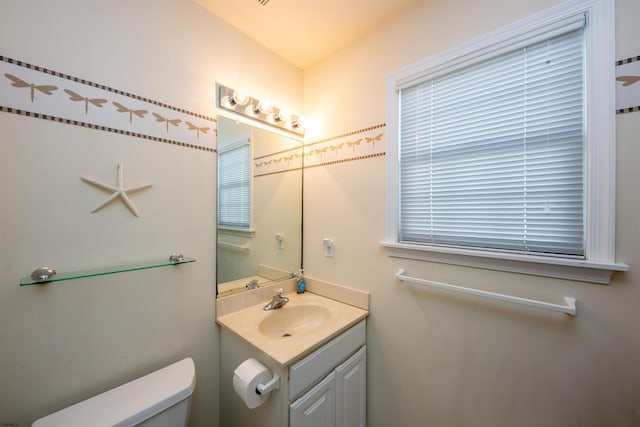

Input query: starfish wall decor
[82,163,152,217]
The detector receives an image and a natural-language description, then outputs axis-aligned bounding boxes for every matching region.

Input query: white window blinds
[218,138,252,229]
[398,23,585,257]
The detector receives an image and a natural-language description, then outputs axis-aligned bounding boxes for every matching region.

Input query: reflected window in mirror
[218,133,253,232]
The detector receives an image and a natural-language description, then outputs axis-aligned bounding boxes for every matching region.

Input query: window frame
[382,0,628,284]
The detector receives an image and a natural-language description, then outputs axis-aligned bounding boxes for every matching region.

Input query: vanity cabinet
[220,319,367,427]
[290,345,366,427]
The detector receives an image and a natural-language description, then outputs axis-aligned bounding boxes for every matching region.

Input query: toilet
[32,357,196,427]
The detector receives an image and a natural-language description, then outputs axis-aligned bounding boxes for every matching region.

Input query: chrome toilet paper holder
[256,374,280,395]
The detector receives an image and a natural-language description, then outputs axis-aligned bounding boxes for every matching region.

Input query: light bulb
[274,107,291,122]
[229,90,248,106]
[257,100,272,114]
[251,100,272,115]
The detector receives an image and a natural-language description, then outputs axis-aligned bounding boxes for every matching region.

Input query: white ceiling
[194,0,419,69]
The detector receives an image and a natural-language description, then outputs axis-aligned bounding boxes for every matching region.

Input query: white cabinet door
[289,321,366,401]
[335,346,366,427]
[290,372,337,427]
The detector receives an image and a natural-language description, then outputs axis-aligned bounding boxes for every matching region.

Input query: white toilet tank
[32,357,196,427]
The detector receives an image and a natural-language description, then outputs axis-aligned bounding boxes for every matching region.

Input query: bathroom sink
[258,305,331,338]
[217,290,368,365]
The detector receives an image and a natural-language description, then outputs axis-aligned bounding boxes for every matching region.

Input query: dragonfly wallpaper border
[302,124,386,170]
[616,55,640,114]
[0,55,216,152]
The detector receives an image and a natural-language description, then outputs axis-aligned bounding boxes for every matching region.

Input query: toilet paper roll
[233,358,272,409]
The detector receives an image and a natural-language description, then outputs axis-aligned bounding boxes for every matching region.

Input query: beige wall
[303,0,640,426]
[0,1,302,426]
[2,0,639,426]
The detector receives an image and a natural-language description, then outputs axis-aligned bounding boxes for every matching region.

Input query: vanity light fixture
[217,83,304,137]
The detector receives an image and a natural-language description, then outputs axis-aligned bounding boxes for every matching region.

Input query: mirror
[216,116,303,296]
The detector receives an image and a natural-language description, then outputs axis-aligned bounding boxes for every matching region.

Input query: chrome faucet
[263,288,289,311]
[246,279,259,290]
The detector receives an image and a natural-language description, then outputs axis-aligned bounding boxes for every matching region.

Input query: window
[218,134,252,230]
[400,20,585,257]
[383,0,628,283]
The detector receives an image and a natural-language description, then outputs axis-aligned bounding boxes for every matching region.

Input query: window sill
[217,226,255,237]
[380,242,629,284]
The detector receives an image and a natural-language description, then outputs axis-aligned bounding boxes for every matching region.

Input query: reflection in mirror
[216,116,303,297]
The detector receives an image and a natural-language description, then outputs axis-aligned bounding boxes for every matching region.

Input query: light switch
[323,238,334,257]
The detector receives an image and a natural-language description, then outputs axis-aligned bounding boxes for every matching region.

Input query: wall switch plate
[275,233,284,249]
[323,238,334,257]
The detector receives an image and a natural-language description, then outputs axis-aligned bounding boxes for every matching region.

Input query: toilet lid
[32,358,196,427]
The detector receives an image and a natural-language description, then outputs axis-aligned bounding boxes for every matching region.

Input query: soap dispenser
[296,269,306,294]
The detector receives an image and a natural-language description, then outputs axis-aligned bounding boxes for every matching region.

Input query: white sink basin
[217,291,368,365]
[258,305,331,338]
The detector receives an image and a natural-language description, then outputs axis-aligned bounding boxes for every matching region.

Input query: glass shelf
[20,257,196,286]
